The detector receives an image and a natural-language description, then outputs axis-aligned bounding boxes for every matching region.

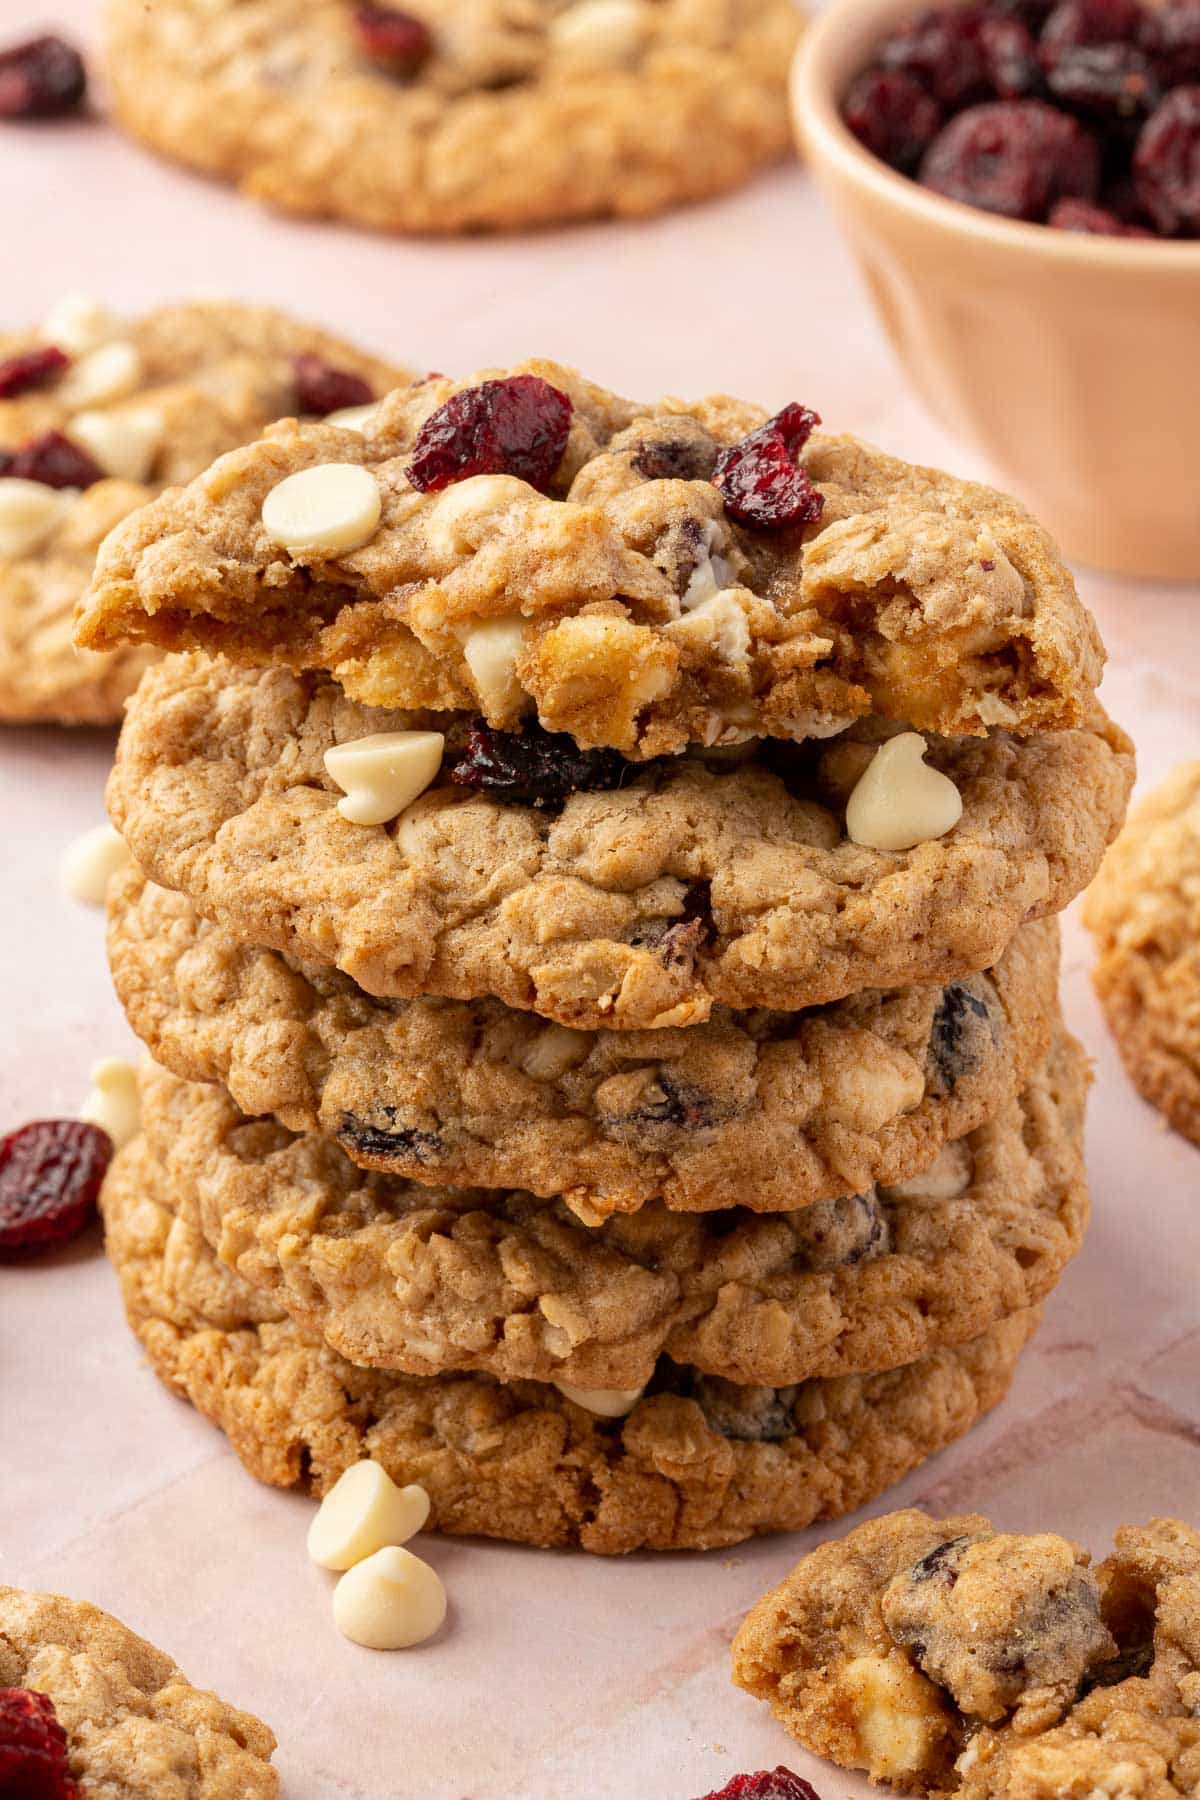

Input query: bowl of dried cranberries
[792,0,1200,578]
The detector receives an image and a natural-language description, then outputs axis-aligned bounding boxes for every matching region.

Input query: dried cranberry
[446,720,629,809]
[406,376,573,494]
[1142,0,1200,84]
[352,4,434,74]
[0,1120,111,1256]
[0,1689,77,1798]
[6,431,104,490]
[712,402,824,531]
[693,1771,822,1800]
[919,99,1100,219]
[1048,194,1152,227]
[980,16,1046,96]
[1135,84,1200,229]
[292,353,374,417]
[879,7,991,106]
[0,34,86,119]
[1039,0,1145,55]
[843,69,943,171]
[1046,42,1159,120]
[0,345,69,399]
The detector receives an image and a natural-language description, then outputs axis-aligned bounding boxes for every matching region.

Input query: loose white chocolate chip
[462,616,527,716]
[308,1462,430,1571]
[41,294,119,356]
[845,733,963,852]
[261,463,382,556]
[332,1546,447,1651]
[80,1058,140,1150]
[61,341,142,408]
[0,479,74,559]
[324,730,445,827]
[69,408,163,483]
[553,1382,644,1418]
[427,474,532,560]
[59,823,130,906]
[551,0,648,69]
[324,402,381,434]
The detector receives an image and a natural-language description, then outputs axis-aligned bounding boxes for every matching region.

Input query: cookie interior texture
[106,655,1132,1031]
[0,299,408,724]
[0,1584,278,1797]
[732,1509,1200,1796]
[103,1,802,233]
[77,362,1106,754]
[100,1138,1041,1554]
[1084,760,1200,1147]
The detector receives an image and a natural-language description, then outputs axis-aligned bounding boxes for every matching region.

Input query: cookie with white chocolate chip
[100,1128,1041,1554]
[77,360,1107,756]
[103,1,802,235]
[732,1509,1200,1798]
[0,299,407,724]
[106,654,1132,1030]
[0,1584,278,1796]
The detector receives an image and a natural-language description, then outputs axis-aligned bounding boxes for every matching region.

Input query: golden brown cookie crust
[101,1135,1040,1555]
[0,1585,278,1797]
[77,362,1106,754]
[103,0,802,234]
[1084,761,1200,1147]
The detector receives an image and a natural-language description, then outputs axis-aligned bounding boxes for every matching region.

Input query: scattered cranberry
[1143,0,1200,85]
[1045,42,1159,118]
[879,7,991,106]
[352,4,434,75]
[406,375,573,494]
[1048,194,1153,226]
[0,34,86,119]
[0,1689,77,1798]
[693,1771,822,1800]
[292,353,374,417]
[4,431,104,490]
[1135,83,1200,228]
[0,345,69,399]
[712,403,824,531]
[920,99,1100,217]
[1039,0,1144,55]
[843,69,943,170]
[0,1120,111,1257]
[980,15,1046,94]
[446,720,629,808]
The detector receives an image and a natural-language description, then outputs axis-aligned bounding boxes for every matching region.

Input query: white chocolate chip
[667,591,750,667]
[840,1653,944,1780]
[681,523,737,612]
[324,730,445,827]
[60,341,143,409]
[520,1023,591,1081]
[307,1462,430,1571]
[58,823,130,906]
[427,474,532,560]
[324,402,381,434]
[261,463,382,556]
[69,407,163,483]
[845,733,963,852]
[552,1381,644,1418]
[551,0,648,69]
[461,616,528,717]
[332,1546,447,1651]
[41,294,120,356]
[0,479,74,559]
[79,1058,140,1150]
[882,1141,972,1203]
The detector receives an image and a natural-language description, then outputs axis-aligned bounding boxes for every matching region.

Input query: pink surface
[4,8,1200,1797]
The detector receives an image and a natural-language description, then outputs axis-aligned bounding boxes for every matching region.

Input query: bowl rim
[792,0,1200,270]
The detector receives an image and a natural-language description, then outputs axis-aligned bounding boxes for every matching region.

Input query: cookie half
[732,1508,1200,1797]
[1084,760,1200,1147]
[101,1136,1041,1555]
[0,1584,278,1797]
[0,299,407,724]
[131,1033,1084,1389]
[106,654,1132,1029]
[104,1,802,235]
[77,364,1107,754]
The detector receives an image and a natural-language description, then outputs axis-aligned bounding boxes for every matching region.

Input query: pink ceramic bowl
[792,0,1200,580]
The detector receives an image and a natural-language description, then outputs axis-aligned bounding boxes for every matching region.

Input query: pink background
[4,7,1200,1795]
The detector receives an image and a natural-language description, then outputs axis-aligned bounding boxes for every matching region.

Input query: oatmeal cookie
[102,1,801,234]
[76,362,1106,755]
[131,1031,1084,1387]
[0,1584,278,1796]
[0,298,407,724]
[101,1136,1040,1555]
[732,1509,1200,1797]
[1083,761,1200,1147]
[109,865,1061,1217]
[106,655,1132,1029]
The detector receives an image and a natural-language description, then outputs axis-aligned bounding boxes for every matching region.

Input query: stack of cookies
[80,360,1133,1554]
